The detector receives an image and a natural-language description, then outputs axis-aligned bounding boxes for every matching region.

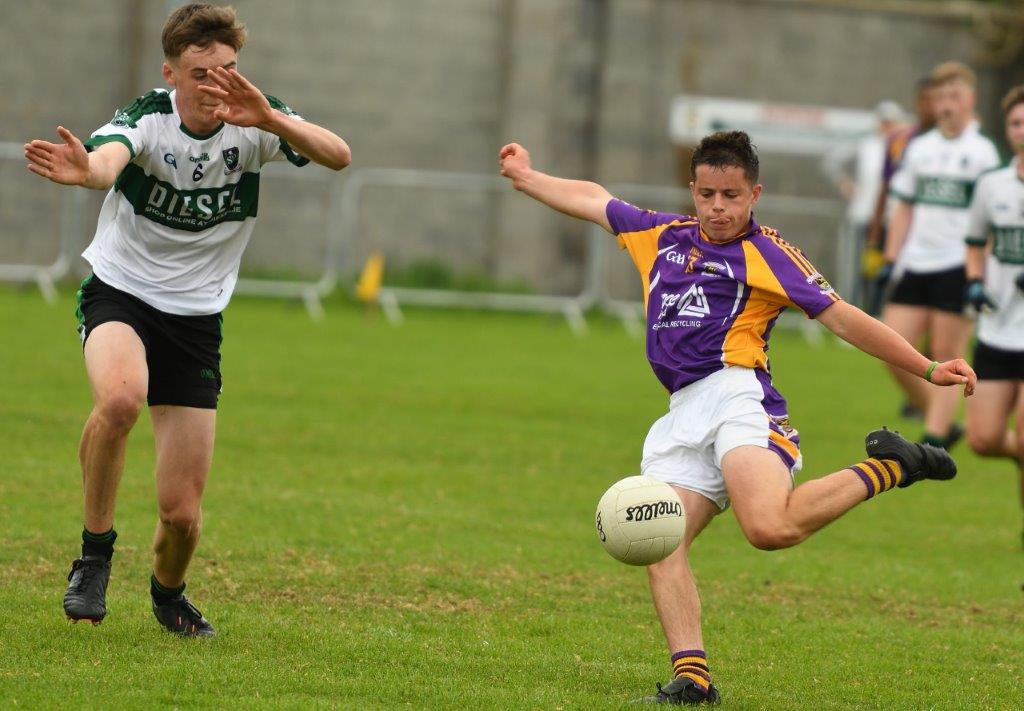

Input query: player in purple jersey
[499,131,975,705]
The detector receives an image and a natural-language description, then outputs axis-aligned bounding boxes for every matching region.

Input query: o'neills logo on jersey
[624,501,682,522]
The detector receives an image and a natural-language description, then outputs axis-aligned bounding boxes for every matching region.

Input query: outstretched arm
[498,143,613,233]
[816,300,976,395]
[200,67,351,171]
[24,127,130,190]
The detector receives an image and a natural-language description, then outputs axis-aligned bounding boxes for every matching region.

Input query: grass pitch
[0,286,1021,709]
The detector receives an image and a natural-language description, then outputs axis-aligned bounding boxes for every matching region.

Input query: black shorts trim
[973,340,1024,381]
[888,266,967,314]
[76,274,223,409]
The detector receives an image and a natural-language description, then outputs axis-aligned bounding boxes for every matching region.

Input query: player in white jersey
[963,86,1024,543]
[882,62,1000,451]
[23,4,351,636]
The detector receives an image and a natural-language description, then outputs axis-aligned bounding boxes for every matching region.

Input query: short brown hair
[930,61,976,89]
[162,3,247,60]
[1001,85,1024,117]
[691,131,759,183]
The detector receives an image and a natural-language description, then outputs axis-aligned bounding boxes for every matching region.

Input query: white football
[595,476,685,566]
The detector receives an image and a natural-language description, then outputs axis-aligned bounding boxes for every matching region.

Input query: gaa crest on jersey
[222,147,241,175]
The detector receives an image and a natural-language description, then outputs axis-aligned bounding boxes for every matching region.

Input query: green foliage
[0,288,1021,708]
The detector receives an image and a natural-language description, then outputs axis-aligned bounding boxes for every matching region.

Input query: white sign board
[669,95,877,156]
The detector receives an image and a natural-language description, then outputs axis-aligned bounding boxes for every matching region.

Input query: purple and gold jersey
[608,198,840,396]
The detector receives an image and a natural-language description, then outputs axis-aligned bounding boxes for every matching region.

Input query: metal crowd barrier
[232,162,347,319]
[0,141,86,302]
[336,168,599,334]
[0,155,845,335]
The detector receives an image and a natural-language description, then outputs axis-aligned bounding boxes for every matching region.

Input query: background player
[498,131,974,705]
[881,62,999,449]
[865,77,937,319]
[822,100,904,309]
[23,3,351,636]
[964,85,1024,545]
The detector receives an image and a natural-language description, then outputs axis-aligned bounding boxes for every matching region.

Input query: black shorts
[888,266,967,313]
[973,340,1024,381]
[75,274,223,409]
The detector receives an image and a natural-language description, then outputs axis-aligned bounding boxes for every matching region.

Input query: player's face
[163,43,239,131]
[1007,103,1024,155]
[932,80,975,135]
[689,165,762,243]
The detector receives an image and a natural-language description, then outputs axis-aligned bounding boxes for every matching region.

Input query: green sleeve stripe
[889,188,914,203]
[965,236,988,246]
[279,138,309,167]
[264,93,299,117]
[84,134,135,159]
[116,90,173,126]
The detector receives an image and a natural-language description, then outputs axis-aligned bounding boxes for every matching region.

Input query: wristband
[924,361,939,382]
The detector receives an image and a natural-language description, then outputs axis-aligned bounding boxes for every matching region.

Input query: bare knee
[94,391,145,433]
[159,505,201,536]
[968,429,1004,457]
[743,521,805,551]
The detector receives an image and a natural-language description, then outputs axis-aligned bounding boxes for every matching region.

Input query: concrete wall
[2,0,1021,297]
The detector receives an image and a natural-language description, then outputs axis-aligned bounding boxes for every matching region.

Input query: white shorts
[640,366,803,511]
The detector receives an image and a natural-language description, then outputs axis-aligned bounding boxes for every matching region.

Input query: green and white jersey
[966,160,1024,350]
[82,88,308,315]
[889,122,1000,273]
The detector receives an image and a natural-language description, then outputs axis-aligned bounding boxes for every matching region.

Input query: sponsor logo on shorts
[624,501,682,522]
[200,368,218,380]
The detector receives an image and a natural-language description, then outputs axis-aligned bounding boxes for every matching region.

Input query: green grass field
[1,286,1021,709]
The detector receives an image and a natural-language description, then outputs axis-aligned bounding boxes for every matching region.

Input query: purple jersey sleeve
[747,232,841,318]
[606,198,688,236]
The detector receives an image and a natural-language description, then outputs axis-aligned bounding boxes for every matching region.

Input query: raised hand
[929,358,976,396]
[199,67,274,129]
[499,143,532,180]
[24,126,90,185]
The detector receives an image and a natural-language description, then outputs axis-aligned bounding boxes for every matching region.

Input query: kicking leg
[723,446,866,550]
[723,432,956,551]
